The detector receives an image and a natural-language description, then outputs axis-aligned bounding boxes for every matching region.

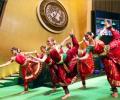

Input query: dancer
[100,19,120,98]
[0,47,41,94]
[77,36,95,88]
[34,45,59,91]
[46,30,79,99]
[77,32,104,87]
[46,37,71,100]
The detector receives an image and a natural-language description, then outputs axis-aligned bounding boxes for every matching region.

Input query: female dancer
[77,32,104,87]
[100,19,120,97]
[0,47,41,94]
[46,31,79,99]
[34,45,59,91]
[77,36,95,88]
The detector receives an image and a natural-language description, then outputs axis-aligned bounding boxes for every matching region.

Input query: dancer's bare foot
[52,87,57,91]
[111,92,118,98]
[20,90,29,94]
[62,93,70,100]
[82,85,86,89]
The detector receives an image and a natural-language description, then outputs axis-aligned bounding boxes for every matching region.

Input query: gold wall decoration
[37,0,68,33]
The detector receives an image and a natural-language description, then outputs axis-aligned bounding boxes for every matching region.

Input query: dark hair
[66,42,71,46]
[48,37,54,42]
[86,32,94,36]
[40,45,46,49]
[11,47,21,53]
[105,19,112,25]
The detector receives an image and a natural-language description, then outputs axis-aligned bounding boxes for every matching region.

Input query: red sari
[16,54,41,89]
[78,39,104,82]
[108,28,120,64]
[103,28,120,87]
[65,35,79,74]
[78,51,94,81]
[48,35,79,85]
[49,48,74,85]
[37,53,60,85]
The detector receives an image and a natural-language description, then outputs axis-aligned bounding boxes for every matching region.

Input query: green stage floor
[0,76,120,100]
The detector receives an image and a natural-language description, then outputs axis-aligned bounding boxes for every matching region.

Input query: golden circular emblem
[37,0,68,33]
